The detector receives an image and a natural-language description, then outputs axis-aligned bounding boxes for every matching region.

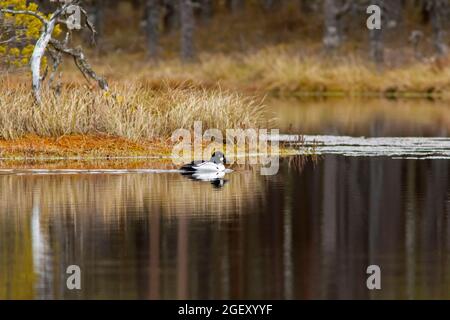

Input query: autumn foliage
[0,0,62,68]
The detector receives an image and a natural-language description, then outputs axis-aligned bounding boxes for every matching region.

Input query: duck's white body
[190,162,226,172]
[181,151,228,173]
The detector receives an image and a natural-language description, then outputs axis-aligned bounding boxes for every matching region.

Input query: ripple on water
[276,135,450,159]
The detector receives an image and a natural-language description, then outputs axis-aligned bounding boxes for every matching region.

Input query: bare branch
[0,9,48,27]
[47,47,63,94]
[0,36,17,45]
[79,6,97,45]
[49,39,109,91]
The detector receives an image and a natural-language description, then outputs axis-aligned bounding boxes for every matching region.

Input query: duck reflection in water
[181,171,229,189]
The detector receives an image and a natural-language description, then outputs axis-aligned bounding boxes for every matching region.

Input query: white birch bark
[31,18,56,102]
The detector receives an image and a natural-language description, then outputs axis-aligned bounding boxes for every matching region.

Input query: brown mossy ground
[0,157,177,170]
[0,134,173,159]
[0,134,299,167]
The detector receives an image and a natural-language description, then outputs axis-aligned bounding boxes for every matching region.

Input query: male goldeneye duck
[181,151,227,172]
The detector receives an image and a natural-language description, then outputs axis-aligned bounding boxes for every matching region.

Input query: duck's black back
[180,160,205,171]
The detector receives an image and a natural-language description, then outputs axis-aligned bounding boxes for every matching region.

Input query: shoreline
[0,134,300,168]
[0,135,174,159]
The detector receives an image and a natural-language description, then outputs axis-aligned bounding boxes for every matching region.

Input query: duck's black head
[211,151,226,164]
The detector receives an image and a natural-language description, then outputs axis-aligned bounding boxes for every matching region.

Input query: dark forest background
[31,0,450,66]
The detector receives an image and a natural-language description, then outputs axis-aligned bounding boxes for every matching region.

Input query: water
[0,99,449,300]
[284,135,450,159]
[269,98,450,137]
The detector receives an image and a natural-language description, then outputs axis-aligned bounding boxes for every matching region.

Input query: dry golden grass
[0,81,265,142]
[82,47,450,98]
[0,78,267,158]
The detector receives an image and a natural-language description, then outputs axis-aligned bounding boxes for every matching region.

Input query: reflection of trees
[31,187,54,299]
[271,98,450,137]
[0,172,264,220]
[290,156,450,299]
[0,170,264,299]
[0,195,35,299]
[0,157,449,299]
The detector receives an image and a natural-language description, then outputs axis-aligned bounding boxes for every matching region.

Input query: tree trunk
[428,0,448,56]
[163,0,179,32]
[386,0,404,28]
[262,0,275,11]
[323,0,341,52]
[227,0,245,13]
[370,28,384,66]
[31,18,57,102]
[179,0,195,62]
[369,0,384,66]
[299,0,318,13]
[146,0,160,59]
[200,0,213,24]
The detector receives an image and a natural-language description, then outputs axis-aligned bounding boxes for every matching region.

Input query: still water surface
[0,99,449,300]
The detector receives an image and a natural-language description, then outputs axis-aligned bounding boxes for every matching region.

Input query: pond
[269,98,450,137]
[0,99,449,300]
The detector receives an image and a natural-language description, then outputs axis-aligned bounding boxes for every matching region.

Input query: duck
[180,151,227,172]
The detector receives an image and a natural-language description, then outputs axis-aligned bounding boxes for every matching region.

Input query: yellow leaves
[3,46,30,67]
[1,0,43,31]
[1,1,44,30]
[26,2,38,12]
[103,91,126,104]
[0,0,33,11]
[20,57,29,65]
[53,24,62,38]
[23,14,44,39]
[9,47,20,57]
[41,56,47,69]
[0,1,44,67]
[21,44,34,56]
